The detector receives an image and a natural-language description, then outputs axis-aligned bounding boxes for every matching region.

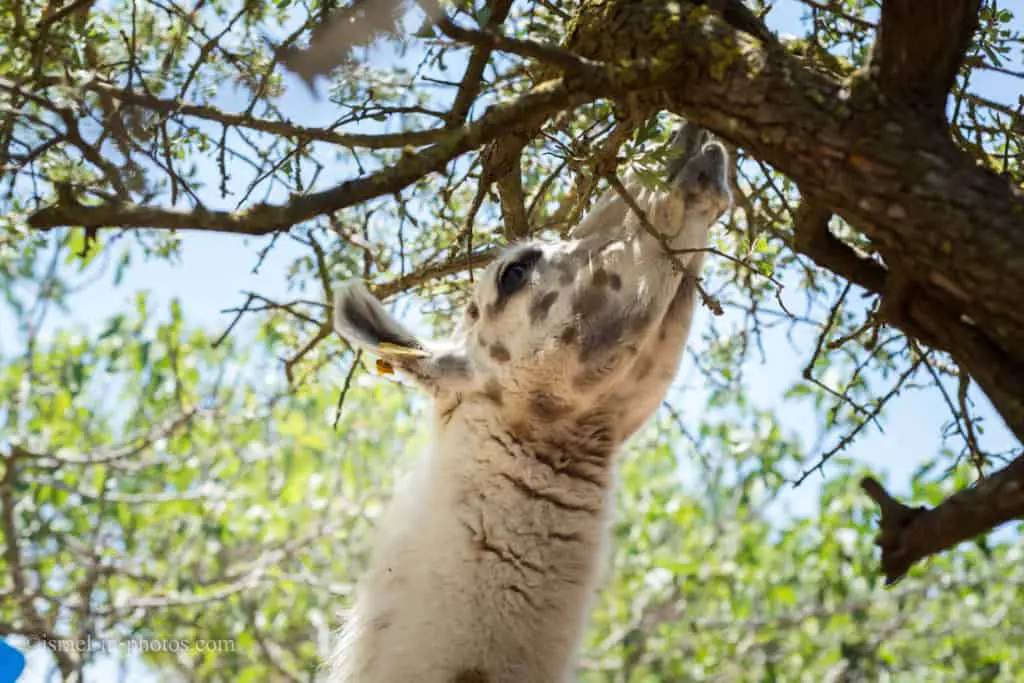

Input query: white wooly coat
[328,400,616,683]
[328,126,731,683]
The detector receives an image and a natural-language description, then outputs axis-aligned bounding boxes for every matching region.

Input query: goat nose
[665,122,710,182]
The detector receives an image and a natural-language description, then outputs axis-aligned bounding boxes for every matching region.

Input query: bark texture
[565,0,1024,581]
[565,0,1024,437]
[862,463,1024,585]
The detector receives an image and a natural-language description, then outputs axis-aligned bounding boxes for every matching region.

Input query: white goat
[329,123,731,683]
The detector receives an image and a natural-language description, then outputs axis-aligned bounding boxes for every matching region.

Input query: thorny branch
[793,197,1024,442]
[28,79,583,234]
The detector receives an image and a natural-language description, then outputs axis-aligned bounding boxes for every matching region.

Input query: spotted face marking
[572,288,607,318]
[372,613,392,632]
[467,303,480,321]
[528,291,559,324]
[578,320,622,363]
[628,310,654,334]
[452,668,489,683]
[489,343,511,363]
[591,268,609,288]
[559,326,578,344]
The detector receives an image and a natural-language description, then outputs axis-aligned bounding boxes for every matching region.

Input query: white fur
[328,402,614,683]
[328,125,732,683]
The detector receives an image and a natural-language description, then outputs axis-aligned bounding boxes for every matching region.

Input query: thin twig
[334,351,362,430]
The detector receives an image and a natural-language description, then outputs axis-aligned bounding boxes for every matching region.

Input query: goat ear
[333,280,426,358]
[332,281,475,394]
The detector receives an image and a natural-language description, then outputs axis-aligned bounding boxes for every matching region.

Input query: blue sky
[7,1,1023,680]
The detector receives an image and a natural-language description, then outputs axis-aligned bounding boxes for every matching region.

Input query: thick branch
[861,455,1024,584]
[793,201,886,293]
[798,197,1024,580]
[477,132,534,241]
[872,0,982,120]
[495,155,530,240]
[372,248,498,300]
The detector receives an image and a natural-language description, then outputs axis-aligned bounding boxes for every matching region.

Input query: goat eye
[497,250,542,298]
[498,262,530,297]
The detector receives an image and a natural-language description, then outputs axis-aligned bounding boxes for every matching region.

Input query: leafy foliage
[1,0,1022,681]
[4,240,1024,680]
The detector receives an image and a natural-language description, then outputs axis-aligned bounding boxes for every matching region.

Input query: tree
[1,0,1023,679]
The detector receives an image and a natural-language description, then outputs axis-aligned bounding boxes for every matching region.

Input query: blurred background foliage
[1,0,1022,680]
